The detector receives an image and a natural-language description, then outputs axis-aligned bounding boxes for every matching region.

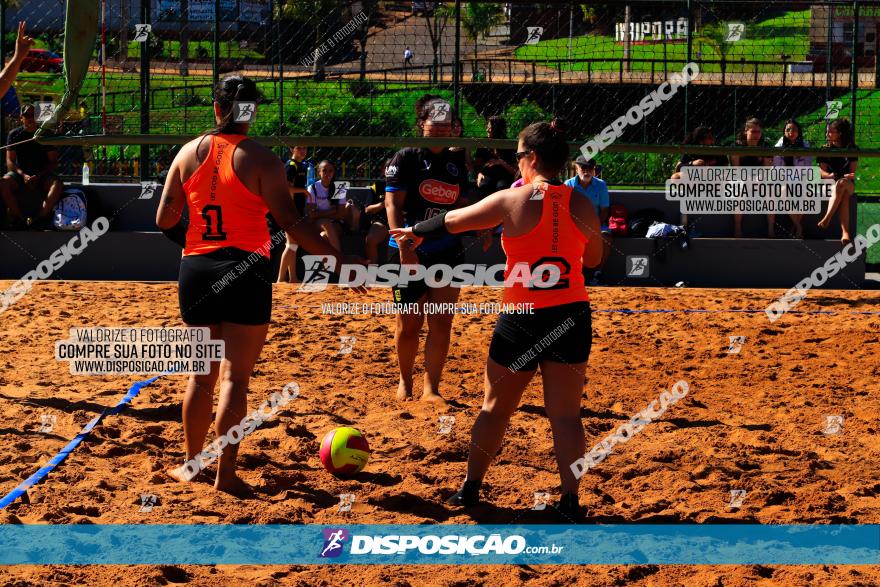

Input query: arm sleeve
[306,184,317,206]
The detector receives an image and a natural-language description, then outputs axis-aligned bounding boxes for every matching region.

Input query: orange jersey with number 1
[182,134,270,257]
[501,181,589,310]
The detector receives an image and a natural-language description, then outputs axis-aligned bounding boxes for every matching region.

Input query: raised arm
[0,21,34,98]
[0,23,34,99]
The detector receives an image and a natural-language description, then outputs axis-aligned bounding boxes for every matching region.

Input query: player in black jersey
[385,96,471,405]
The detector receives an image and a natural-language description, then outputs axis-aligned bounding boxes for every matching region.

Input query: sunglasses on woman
[514,150,532,161]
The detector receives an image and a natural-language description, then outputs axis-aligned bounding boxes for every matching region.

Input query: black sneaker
[555,491,585,523]
[446,479,481,507]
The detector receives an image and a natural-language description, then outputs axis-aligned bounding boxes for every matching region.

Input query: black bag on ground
[627,208,667,237]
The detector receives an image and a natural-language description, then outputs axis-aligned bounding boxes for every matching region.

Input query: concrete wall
[0,184,868,288]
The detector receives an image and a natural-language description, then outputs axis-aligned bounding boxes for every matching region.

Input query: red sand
[0,281,877,586]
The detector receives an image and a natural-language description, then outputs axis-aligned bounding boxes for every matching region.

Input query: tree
[579,4,628,35]
[696,21,735,71]
[180,0,189,75]
[421,3,454,83]
[119,0,129,62]
[461,2,505,60]
[276,0,343,80]
[351,0,379,80]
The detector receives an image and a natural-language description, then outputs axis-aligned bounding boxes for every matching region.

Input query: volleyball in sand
[319,426,370,477]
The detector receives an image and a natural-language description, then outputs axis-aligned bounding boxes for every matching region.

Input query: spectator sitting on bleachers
[474,116,517,199]
[731,117,773,238]
[306,160,359,251]
[363,159,391,264]
[817,118,858,245]
[671,125,728,230]
[773,119,812,239]
[448,112,479,206]
[0,104,65,230]
[565,156,610,283]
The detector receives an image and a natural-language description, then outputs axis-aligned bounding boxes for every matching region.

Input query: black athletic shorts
[387,242,464,305]
[178,248,272,326]
[489,301,592,372]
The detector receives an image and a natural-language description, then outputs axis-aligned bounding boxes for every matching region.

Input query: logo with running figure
[525,27,544,45]
[726,23,745,42]
[233,101,256,123]
[825,101,843,120]
[300,255,337,292]
[320,528,349,558]
[626,256,649,277]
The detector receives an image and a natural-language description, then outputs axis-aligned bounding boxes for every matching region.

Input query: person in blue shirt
[565,156,610,283]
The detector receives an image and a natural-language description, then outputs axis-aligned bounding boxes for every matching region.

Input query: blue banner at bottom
[0,525,877,565]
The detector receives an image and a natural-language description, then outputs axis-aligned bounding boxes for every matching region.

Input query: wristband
[161,218,188,248]
[412,211,449,238]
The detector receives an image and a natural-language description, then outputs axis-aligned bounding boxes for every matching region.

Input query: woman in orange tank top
[391,119,603,519]
[156,76,355,496]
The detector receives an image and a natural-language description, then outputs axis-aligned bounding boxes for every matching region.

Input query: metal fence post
[827,3,833,101]
[213,0,221,89]
[851,0,860,133]
[140,0,151,181]
[278,13,284,136]
[685,0,693,135]
[453,0,461,114]
[0,1,5,147]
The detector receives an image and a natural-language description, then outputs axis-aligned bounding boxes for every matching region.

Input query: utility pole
[623,4,631,73]
[568,3,573,71]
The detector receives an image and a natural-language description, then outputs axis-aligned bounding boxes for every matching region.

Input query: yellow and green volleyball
[319,427,370,477]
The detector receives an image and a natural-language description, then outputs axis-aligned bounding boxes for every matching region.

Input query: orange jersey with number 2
[182,134,270,257]
[501,181,589,310]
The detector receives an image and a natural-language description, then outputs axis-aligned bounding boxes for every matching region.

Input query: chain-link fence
[3,0,880,202]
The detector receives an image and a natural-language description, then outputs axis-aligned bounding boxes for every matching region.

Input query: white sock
[286,243,299,253]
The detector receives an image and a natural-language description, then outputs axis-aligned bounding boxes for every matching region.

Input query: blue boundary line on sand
[0,374,167,510]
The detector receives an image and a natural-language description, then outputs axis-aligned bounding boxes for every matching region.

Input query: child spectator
[731,117,773,238]
[773,119,812,239]
[277,145,313,283]
[306,160,358,251]
[817,118,858,245]
[671,125,728,229]
[474,116,517,198]
[671,125,729,179]
[363,159,391,264]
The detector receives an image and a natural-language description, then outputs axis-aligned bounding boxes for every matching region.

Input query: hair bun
[549,118,568,137]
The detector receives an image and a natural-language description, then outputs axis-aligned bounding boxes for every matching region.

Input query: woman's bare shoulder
[237,138,283,168]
